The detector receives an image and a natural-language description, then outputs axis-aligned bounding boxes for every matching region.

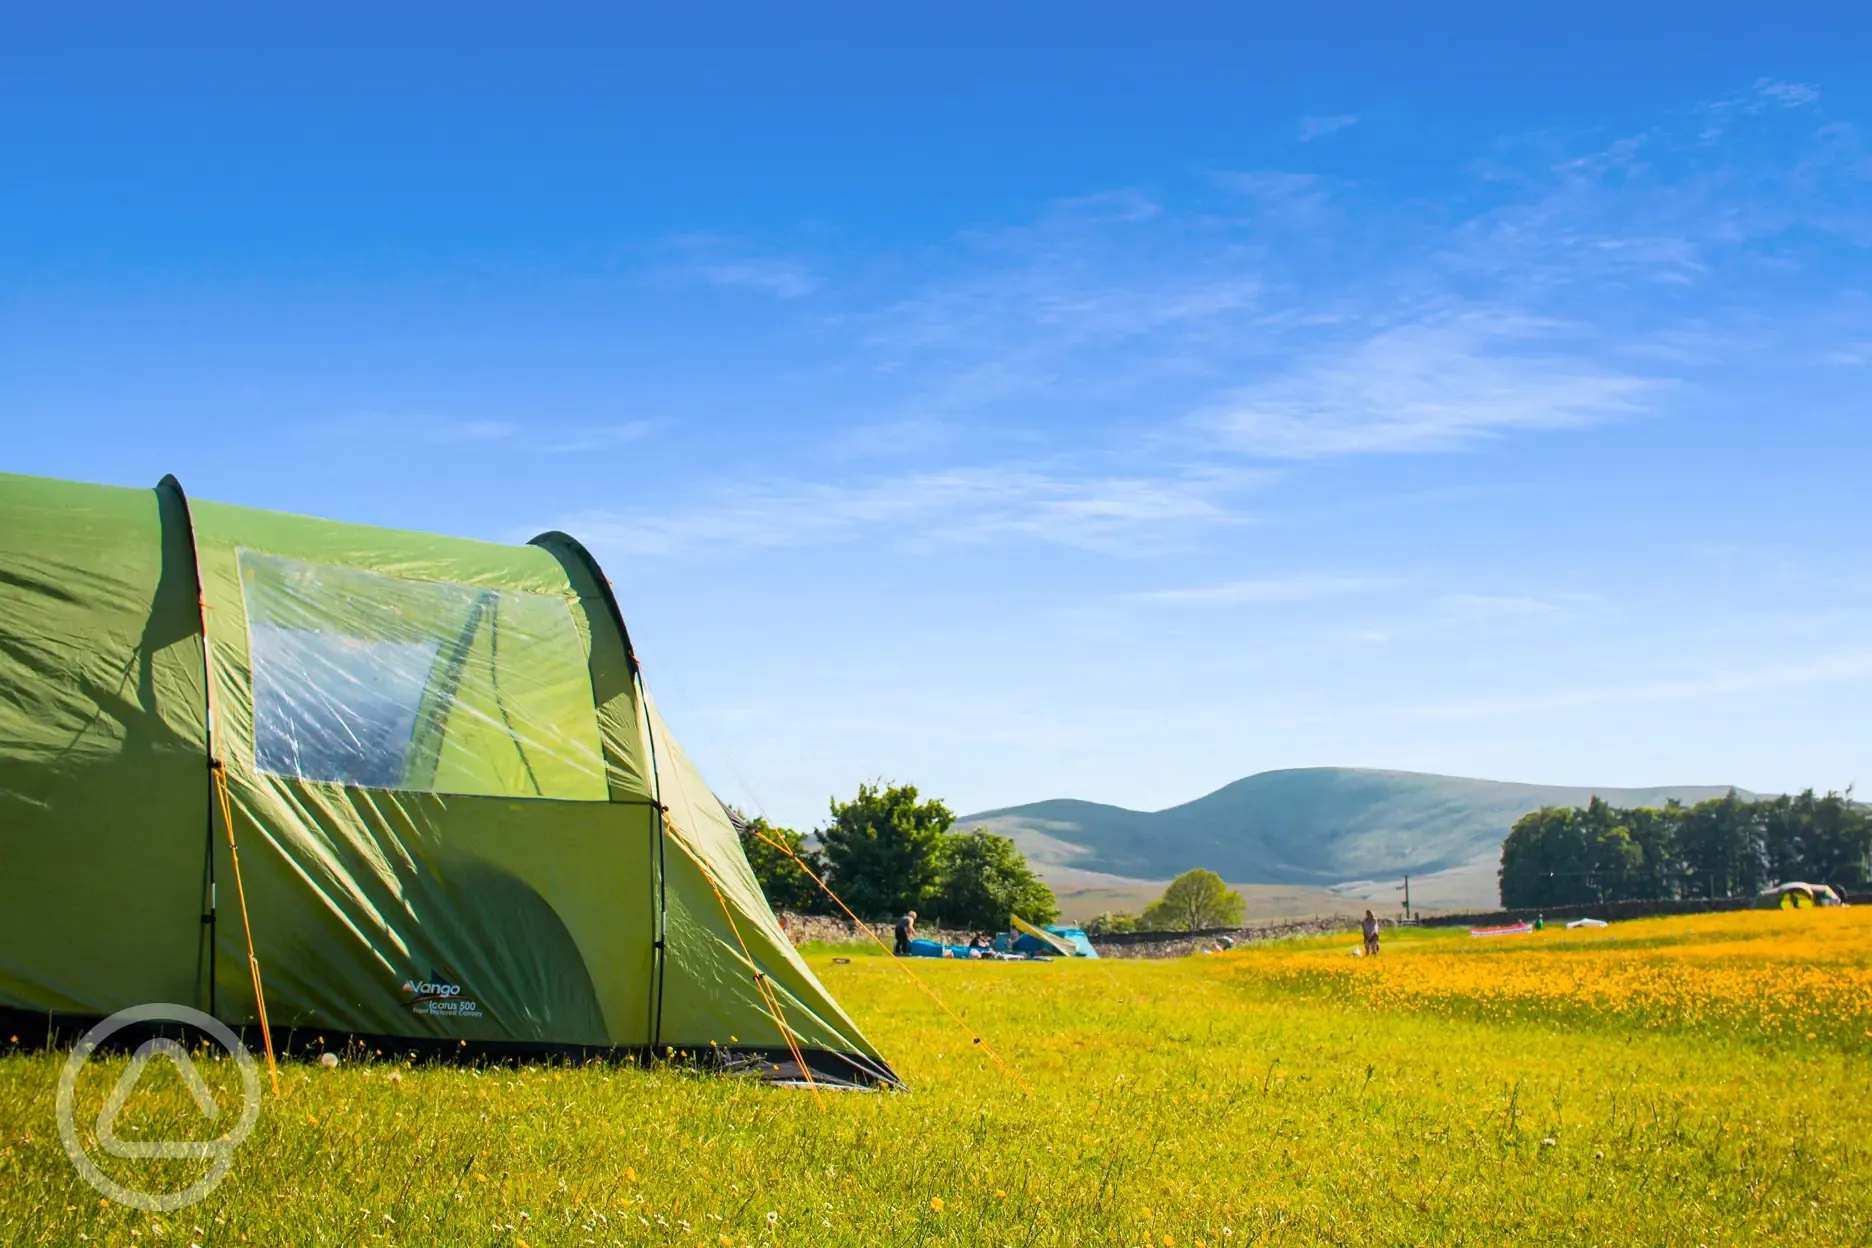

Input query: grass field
[4,908,1870,1246]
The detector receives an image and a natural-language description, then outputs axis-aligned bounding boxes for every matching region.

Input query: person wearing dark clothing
[894,910,917,956]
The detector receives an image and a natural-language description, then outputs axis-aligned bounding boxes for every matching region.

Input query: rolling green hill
[963,769,1748,909]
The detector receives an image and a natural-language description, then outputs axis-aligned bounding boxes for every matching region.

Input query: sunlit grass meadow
[4,908,1870,1246]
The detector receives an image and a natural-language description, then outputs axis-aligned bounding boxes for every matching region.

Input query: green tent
[0,471,897,1087]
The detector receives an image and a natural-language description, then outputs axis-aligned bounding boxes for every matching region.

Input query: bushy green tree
[1803,789,1872,887]
[1084,911,1138,935]
[730,810,827,915]
[1761,789,1872,889]
[929,828,1058,931]
[1621,803,1682,900]
[818,782,954,919]
[1677,790,1763,899]
[1498,807,1593,908]
[1141,869,1245,932]
[1578,797,1645,899]
[1501,800,1658,908]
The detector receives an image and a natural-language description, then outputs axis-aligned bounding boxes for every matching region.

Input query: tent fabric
[1007,928,1098,958]
[1010,915,1077,957]
[0,471,896,1088]
[0,474,207,1016]
[1046,927,1099,958]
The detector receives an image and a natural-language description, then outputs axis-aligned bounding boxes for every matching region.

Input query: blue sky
[4,4,1869,831]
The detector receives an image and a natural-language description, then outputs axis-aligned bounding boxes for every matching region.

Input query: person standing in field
[894,909,917,956]
[1362,909,1380,956]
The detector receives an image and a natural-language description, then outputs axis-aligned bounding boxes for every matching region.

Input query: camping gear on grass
[1470,922,1536,938]
[1566,918,1609,929]
[1044,926,1098,957]
[0,471,897,1088]
[905,938,958,958]
[1007,916,1098,958]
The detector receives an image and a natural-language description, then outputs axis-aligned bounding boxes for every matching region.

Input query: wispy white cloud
[837,84,1864,467]
[856,238,1267,414]
[534,421,656,453]
[1298,114,1359,142]
[866,248,1262,362]
[827,419,959,460]
[1437,593,1562,618]
[1375,649,1872,722]
[692,257,816,299]
[1697,78,1822,134]
[1039,189,1163,223]
[428,419,519,443]
[1451,77,1867,289]
[1200,312,1657,458]
[561,464,1257,557]
[1752,78,1822,108]
[659,233,817,298]
[339,416,656,453]
[1126,575,1396,605]
[605,80,1865,560]
[1210,169,1331,219]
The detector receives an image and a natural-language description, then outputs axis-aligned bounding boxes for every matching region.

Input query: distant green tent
[0,471,896,1087]
[1755,882,1845,909]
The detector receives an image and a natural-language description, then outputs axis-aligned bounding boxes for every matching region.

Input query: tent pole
[643,680,668,1055]
[157,475,280,1096]
[525,531,668,1056]
[158,476,217,1019]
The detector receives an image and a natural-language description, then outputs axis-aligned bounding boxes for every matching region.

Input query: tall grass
[3,909,1869,1246]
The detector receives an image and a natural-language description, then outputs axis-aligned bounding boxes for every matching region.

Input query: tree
[1499,807,1595,908]
[1084,911,1138,935]
[1799,789,1872,889]
[817,782,954,919]
[730,809,827,915]
[1677,790,1763,898]
[1140,869,1245,932]
[929,828,1058,931]
[1501,801,1660,908]
[1576,798,1644,902]
[1621,804,1682,900]
[1763,789,1872,889]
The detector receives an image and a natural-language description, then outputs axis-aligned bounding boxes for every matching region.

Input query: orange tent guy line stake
[194,595,281,1099]
[750,827,1032,1096]
[645,723,825,1104]
[709,878,823,1109]
[748,956,817,1088]
[752,972,821,1104]
[642,729,825,1106]
[211,763,280,1097]
[694,864,825,1109]
[662,816,826,1111]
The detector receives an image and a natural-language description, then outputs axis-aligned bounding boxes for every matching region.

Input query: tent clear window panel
[239,552,606,800]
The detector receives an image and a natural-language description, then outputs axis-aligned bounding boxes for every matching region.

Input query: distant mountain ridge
[962,769,1751,896]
